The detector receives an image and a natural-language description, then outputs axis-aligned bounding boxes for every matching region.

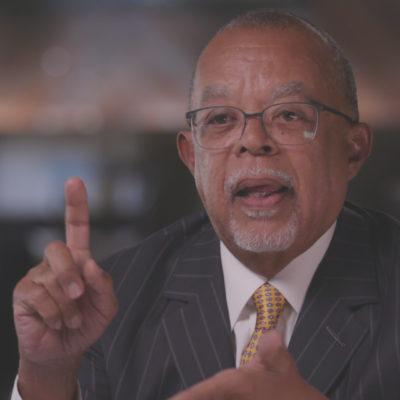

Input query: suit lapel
[158,206,379,393]
[289,206,379,394]
[162,224,235,388]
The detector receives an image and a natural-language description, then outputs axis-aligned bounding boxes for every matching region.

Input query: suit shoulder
[343,202,400,273]
[343,201,400,236]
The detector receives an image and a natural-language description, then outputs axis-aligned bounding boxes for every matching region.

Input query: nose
[233,114,280,156]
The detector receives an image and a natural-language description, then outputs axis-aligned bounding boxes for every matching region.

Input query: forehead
[192,27,340,109]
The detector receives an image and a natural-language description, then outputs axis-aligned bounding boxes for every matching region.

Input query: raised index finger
[65,177,91,261]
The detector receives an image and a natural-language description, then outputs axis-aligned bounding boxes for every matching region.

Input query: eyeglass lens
[192,103,318,148]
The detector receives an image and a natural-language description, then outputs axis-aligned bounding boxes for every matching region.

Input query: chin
[229,210,298,253]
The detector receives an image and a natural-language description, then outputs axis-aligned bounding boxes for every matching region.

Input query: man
[11,9,400,400]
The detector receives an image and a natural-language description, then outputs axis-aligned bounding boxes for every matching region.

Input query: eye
[206,111,237,125]
[209,114,228,124]
[279,110,300,122]
[268,104,311,124]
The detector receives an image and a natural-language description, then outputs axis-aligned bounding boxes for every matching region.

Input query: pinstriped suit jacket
[79,202,400,400]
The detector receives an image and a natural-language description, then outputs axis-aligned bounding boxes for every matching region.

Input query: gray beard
[229,209,298,253]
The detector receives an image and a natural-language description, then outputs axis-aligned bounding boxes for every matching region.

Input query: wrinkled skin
[178,26,372,278]
[12,24,372,400]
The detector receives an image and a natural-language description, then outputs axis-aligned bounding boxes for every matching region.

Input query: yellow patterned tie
[240,282,286,366]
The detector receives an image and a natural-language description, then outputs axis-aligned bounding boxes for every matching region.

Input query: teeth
[248,191,272,198]
[240,186,287,198]
[236,186,287,198]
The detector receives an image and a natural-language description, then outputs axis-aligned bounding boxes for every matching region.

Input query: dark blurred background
[1,0,399,397]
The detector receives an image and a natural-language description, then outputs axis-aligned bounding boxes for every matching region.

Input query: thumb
[252,329,295,374]
[83,259,117,316]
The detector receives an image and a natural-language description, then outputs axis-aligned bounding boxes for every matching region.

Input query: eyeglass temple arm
[318,104,359,124]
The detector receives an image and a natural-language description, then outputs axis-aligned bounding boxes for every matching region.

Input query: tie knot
[252,282,286,331]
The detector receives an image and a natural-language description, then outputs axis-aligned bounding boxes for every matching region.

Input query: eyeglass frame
[185,101,359,149]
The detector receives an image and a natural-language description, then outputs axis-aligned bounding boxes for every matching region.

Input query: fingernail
[68,282,82,299]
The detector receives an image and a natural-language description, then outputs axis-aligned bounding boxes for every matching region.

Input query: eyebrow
[270,81,307,101]
[200,85,232,106]
[198,81,311,108]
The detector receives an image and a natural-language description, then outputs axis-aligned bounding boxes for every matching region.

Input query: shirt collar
[220,222,336,330]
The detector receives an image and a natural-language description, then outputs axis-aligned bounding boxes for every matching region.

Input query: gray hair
[189,9,359,121]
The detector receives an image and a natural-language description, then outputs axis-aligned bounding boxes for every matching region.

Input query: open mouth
[236,184,288,198]
[231,177,292,209]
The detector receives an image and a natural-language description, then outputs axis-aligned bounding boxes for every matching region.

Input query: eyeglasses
[185,102,358,149]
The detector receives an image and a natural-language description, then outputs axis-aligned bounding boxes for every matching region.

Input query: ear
[347,122,373,181]
[177,130,195,175]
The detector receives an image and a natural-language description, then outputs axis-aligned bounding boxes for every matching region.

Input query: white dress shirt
[220,223,336,367]
[12,222,335,398]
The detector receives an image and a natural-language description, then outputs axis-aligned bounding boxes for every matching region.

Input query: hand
[13,177,117,399]
[169,330,328,400]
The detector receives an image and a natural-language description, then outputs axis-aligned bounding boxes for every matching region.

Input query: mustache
[225,167,294,194]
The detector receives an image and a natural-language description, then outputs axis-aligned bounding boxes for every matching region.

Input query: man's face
[178,27,371,270]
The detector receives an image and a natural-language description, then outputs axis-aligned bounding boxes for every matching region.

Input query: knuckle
[41,247,79,285]
[28,263,61,290]
[44,240,66,258]
[64,310,81,328]
[26,262,47,279]
[56,269,76,285]
[13,275,27,292]
[60,300,78,317]
[40,271,57,287]
[13,279,27,301]
[30,285,49,305]
[44,240,67,260]
[13,271,42,303]
[43,307,60,322]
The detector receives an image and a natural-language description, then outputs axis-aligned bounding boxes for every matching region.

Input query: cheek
[193,149,234,228]
[295,143,349,217]
[323,136,352,191]
[193,150,223,208]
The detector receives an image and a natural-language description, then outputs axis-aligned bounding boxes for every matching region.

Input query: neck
[223,222,336,278]
[226,244,300,278]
